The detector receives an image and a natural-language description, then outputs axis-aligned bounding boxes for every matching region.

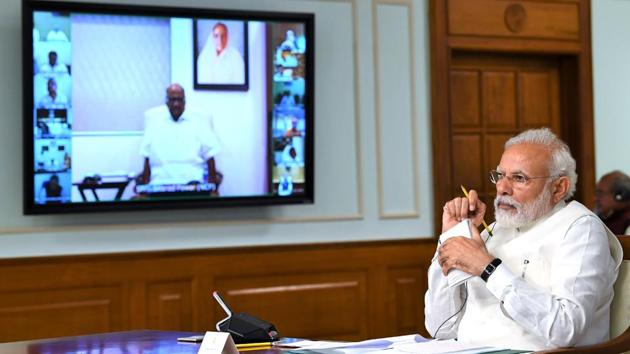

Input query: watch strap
[480,258,502,282]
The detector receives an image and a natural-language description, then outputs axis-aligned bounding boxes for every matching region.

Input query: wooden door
[430,0,595,234]
[448,52,562,218]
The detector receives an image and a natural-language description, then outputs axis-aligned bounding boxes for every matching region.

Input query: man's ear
[552,176,570,203]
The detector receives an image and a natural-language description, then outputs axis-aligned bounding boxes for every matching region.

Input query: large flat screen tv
[23,0,314,214]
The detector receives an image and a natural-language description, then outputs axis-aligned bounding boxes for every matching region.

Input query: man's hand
[441,189,486,233]
[138,158,152,185]
[206,159,222,187]
[437,224,493,276]
[207,173,223,186]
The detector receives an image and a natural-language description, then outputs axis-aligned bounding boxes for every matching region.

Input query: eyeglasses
[489,170,561,186]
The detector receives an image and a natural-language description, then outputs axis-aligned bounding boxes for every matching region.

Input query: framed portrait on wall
[193,19,249,91]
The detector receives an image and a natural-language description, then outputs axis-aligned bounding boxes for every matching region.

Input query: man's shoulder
[144,105,169,119]
[560,201,613,244]
[565,200,591,213]
[57,93,68,103]
[181,109,213,126]
[54,64,69,73]
[143,105,171,129]
[197,44,216,62]
[225,46,244,60]
[544,200,591,220]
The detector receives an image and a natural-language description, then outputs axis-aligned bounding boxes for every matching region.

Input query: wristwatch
[480,258,502,282]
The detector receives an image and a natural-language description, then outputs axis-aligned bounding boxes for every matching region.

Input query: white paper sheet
[435,219,474,287]
[393,338,500,354]
[286,334,427,351]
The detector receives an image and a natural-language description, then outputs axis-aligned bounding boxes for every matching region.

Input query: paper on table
[394,338,500,354]
[284,339,346,349]
[288,334,428,351]
[434,219,474,288]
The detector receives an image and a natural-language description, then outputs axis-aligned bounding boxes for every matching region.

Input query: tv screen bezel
[22,0,315,215]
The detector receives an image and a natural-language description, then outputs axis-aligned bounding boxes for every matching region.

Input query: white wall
[592,0,630,179]
[0,0,433,258]
[68,16,269,199]
[171,19,270,196]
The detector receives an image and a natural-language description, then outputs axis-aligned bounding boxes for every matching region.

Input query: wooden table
[0,330,283,354]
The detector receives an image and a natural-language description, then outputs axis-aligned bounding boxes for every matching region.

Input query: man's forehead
[498,143,550,173]
[167,87,184,96]
[213,25,227,34]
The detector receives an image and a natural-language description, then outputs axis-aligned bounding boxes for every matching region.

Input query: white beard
[494,184,554,228]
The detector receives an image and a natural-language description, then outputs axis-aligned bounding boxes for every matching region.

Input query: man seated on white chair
[139,83,221,189]
[425,127,623,351]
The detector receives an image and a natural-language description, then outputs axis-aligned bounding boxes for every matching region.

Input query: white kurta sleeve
[424,245,467,339]
[484,215,616,348]
[197,115,221,161]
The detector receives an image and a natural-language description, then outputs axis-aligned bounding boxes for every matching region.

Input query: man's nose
[496,177,512,195]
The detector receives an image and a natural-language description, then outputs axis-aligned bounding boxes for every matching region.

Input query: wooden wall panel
[386,267,429,338]
[0,240,437,343]
[0,286,123,341]
[452,135,482,194]
[216,272,368,340]
[519,70,561,132]
[146,280,193,331]
[450,70,480,128]
[448,0,579,40]
[482,71,517,129]
[520,71,551,128]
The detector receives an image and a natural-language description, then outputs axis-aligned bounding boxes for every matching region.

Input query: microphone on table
[212,291,280,344]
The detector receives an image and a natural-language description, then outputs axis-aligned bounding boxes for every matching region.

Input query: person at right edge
[424,127,623,351]
[594,170,630,235]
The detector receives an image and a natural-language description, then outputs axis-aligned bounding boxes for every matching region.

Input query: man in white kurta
[424,128,623,351]
[139,84,220,186]
[38,77,68,109]
[46,28,69,42]
[197,22,245,85]
[39,51,69,75]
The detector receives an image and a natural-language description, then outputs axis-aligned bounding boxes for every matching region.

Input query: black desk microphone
[212,291,280,344]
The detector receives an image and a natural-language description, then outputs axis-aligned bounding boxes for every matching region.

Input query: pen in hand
[460,185,493,238]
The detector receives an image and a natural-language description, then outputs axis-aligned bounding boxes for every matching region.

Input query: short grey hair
[505,127,577,200]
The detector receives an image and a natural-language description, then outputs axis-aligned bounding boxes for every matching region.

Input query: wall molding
[372,0,420,219]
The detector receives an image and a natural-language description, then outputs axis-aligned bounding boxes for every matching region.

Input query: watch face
[481,258,502,282]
